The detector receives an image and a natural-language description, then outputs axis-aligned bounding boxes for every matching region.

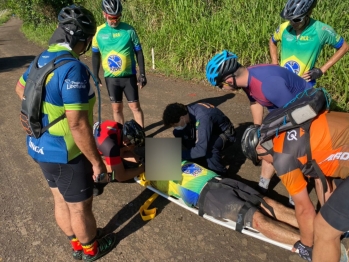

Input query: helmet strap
[79,39,92,56]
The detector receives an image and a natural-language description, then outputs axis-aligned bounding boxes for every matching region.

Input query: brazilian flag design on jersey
[271,19,343,77]
[92,22,142,78]
[151,161,218,207]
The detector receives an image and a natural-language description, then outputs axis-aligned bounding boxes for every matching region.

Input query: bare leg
[313,213,342,262]
[258,160,275,190]
[262,197,299,228]
[252,211,299,245]
[128,101,144,128]
[51,188,74,236]
[112,102,124,125]
[314,178,334,206]
[66,197,97,244]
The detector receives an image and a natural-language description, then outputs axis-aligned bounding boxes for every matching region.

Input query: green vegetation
[0,10,11,25]
[4,0,349,111]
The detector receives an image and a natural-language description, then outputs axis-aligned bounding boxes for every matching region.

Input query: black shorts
[105,75,139,103]
[320,177,349,232]
[199,178,259,228]
[38,154,94,203]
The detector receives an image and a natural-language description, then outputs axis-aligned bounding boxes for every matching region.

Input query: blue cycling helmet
[206,50,240,87]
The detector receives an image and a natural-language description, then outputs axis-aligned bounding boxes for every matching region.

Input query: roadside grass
[21,23,56,48]
[0,9,11,25]
[14,0,349,111]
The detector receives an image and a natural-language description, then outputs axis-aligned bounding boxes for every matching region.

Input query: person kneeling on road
[241,111,349,261]
[93,119,145,195]
[150,161,300,246]
[162,102,236,176]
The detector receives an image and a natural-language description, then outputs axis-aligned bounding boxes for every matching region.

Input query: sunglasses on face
[290,16,306,23]
[106,14,121,22]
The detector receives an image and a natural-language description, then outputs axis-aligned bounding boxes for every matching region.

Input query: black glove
[294,240,313,261]
[308,68,323,81]
[138,74,147,88]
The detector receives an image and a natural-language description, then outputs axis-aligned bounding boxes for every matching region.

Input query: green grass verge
[15,0,349,111]
[0,10,12,25]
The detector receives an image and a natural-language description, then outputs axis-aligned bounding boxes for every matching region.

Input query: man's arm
[15,80,24,100]
[135,49,147,88]
[292,188,316,247]
[92,51,102,86]
[66,110,106,179]
[182,118,212,160]
[269,38,279,65]
[109,161,144,182]
[250,102,264,125]
[320,40,349,74]
[302,41,349,81]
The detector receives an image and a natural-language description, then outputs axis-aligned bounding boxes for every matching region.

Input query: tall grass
[0,9,11,25]
[10,0,349,111]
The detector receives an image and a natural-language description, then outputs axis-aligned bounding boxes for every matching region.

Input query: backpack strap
[303,122,328,203]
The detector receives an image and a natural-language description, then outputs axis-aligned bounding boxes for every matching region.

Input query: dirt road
[0,18,305,262]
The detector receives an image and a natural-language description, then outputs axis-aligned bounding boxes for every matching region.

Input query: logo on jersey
[299,36,310,41]
[319,152,349,164]
[108,55,122,72]
[29,138,44,155]
[182,163,202,177]
[284,61,300,74]
[65,80,87,90]
[322,26,336,37]
[287,130,298,141]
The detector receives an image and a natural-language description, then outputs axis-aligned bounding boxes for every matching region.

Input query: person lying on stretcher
[150,161,300,246]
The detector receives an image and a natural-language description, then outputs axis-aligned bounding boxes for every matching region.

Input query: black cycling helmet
[206,50,241,87]
[123,119,145,147]
[58,5,97,39]
[241,125,261,166]
[280,0,317,20]
[102,0,123,15]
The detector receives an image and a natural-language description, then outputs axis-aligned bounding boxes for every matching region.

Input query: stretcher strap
[139,193,158,221]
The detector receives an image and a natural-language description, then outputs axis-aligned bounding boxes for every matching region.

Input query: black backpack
[20,53,76,138]
[258,87,331,194]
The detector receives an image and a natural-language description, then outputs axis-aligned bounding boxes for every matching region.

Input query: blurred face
[218,75,239,91]
[173,115,189,130]
[104,12,121,28]
[256,145,273,163]
[123,136,132,146]
[289,16,308,31]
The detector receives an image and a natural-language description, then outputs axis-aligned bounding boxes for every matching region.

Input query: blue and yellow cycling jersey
[271,18,344,77]
[92,22,142,78]
[19,44,96,163]
[151,162,218,207]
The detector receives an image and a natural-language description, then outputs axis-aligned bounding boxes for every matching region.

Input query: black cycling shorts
[200,179,259,228]
[38,154,94,203]
[320,177,349,232]
[105,75,139,103]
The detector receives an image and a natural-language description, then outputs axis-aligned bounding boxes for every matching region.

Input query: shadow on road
[223,121,253,177]
[0,55,34,72]
[144,93,235,137]
[103,188,170,240]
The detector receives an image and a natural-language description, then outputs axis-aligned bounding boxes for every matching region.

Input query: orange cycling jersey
[272,111,349,195]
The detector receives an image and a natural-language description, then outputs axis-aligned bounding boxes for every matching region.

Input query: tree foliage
[6,0,83,26]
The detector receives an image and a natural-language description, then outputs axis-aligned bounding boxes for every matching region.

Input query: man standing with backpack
[242,110,349,261]
[15,5,117,261]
